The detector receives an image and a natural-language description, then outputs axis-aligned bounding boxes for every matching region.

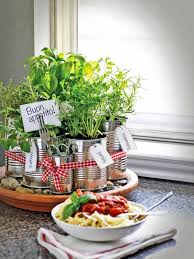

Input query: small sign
[25,140,37,172]
[115,126,136,153]
[20,100,61,132]
[89,143,114,169]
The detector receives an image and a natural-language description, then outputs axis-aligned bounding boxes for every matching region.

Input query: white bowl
[51,201,147,241]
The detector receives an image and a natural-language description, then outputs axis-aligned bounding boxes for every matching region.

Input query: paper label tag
[115,126,136,153]
[25,141,37,172]
[89,144,114,169]
[20,100,61,132]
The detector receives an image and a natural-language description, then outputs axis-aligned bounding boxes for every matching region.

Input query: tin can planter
[22,138,50,188]
[50,155,73,194]
[5,147,24,178]
[103,120,127,180]
[68,137,107,191]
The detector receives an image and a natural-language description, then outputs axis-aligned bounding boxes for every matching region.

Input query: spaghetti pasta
[64,211,134,228]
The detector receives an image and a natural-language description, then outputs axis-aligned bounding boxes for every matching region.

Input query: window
[35,0,194,182]
[78,0,194,142]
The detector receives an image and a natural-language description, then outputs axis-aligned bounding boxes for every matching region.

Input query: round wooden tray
[0,169,138,212]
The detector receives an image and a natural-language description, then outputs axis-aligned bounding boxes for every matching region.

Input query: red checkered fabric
[41,151,126,171]
[41,151,126,191]
[6,149,126,192]
[5,151,26,164]
[111,151,126,160]
[41,157,69,192]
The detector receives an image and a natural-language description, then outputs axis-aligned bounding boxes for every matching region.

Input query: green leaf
[71,192,79,203]
[89,61,99,71]
[75,54,86,64]
[41,91,50,99]
[10,139,17,149]
[58,52,64,59]
[41,47,53,57]
[79,193,97,205]
[0,125,9,135]
[84,62,93,78]
[0,138,12,150]
[61,62,72,80]
[20,140,31,153]
[14,118,23,131]
[62,202,80,220]
[50,75,58,93]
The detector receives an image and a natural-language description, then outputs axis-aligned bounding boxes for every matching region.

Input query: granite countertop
[0,177,194,259]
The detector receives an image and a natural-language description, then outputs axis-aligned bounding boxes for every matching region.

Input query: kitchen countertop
[0,177,194,259]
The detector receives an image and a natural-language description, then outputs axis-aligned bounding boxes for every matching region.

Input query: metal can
[5,147,24,178]
[22,138,50,188]
[68,137,107,191]
[102,120,127,180]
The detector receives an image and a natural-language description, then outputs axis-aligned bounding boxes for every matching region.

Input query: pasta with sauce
[55,191,145,228]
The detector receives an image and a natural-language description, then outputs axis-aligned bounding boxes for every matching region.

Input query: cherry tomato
[81,203,98,214]
[109,207,124,217]
[96,205,106,214]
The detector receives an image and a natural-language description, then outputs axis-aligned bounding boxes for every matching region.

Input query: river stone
[1,177,20,190]
[34,189,43,194]
[15,186,34,194]
[43,189,52,195]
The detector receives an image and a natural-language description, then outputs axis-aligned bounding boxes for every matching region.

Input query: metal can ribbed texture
[5,147,24,178]
[22,172,50,188]
[68,137,107,191]
[22,138,50,188]
[103,120,127,180]
[50,155,73,194]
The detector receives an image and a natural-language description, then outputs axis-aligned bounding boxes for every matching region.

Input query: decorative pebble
[43,189,52,195]
[15,186,34,194]
[104,185,116,191]
[94,188,106,193]
[34,189,43,194]
[114,178,128,186]
[16,178,23,184]
[1,177,20,190]
[106,181,114,186]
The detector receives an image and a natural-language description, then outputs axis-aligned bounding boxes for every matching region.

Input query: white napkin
[37,219,177,259]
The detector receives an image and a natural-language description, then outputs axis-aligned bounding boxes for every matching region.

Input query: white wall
[0,0,34,84]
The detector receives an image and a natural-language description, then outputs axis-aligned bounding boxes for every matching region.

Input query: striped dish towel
[37,226,177,259]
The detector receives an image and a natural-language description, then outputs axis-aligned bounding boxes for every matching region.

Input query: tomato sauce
[80,194,129,217]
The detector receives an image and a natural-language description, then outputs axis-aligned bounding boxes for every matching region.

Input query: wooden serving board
[0,169,138,212]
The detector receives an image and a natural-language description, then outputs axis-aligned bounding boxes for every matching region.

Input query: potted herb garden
[0,47,140,192]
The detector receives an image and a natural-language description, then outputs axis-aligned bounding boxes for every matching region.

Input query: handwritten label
[25,141,37,172]
[115,126,136,153]
[89,144,114,169]
[20,100,61,132]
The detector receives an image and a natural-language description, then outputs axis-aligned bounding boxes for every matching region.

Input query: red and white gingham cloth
[5,150,127,192]
[41,157,69,192]
[5,151,26,164]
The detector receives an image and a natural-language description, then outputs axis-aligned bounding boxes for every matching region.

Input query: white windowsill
[127,139,194,183]
[126,113,194,143]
